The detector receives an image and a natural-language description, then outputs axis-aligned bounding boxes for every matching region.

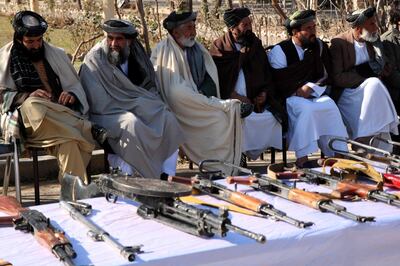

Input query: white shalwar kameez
[337,40,399,141]
[268,41,348,158]
[234,43,282,159]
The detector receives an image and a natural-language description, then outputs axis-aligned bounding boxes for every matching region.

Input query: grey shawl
[80,39,184,178]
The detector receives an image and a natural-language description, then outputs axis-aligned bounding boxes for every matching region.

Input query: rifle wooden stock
[226,176,258,185]
[276,172,301,179]
[0,196,25,216]
[366,154,392,164]
[0,216,17,226]
[225,191,266,212]
[331,181,379,199]
[287,189,329,210]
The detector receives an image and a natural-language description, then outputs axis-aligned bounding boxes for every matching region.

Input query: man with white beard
[330,7,399,149]
[151,10,253,175]
[80,19,184,179]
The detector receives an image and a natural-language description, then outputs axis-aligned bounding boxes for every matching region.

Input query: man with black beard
[151,10,252,175]
[330,7,399,150]
[209,7,283,160]
[80,19,184,179]
[0,11,107,183]
[268,10,348,167]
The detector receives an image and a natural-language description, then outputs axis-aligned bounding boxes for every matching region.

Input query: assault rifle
[94,175,266,243]
[60,201,142,262]
[299,169,400,208]
[226,175,375,223]
[0,196,76,266]
[168,175,314,228]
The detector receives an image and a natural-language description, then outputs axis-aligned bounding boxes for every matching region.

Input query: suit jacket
[330,30,375,100]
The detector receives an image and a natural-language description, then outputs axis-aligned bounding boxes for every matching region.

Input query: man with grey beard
[151,10,252,175]
[330,7,399,150]
[80,19,184,179]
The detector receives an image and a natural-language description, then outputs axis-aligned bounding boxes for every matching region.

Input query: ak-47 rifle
[0,196,76,266]
[226,175,375,223]
[93,174,266,243]
[168,175,314,228]
[60,201,142,262]
[299,169,400,208]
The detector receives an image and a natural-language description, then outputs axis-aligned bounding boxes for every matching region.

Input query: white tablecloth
[1,179,400,266]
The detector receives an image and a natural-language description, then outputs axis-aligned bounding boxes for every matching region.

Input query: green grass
[0,15,76,55]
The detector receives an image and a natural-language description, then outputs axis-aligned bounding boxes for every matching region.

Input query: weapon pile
[3,150,400,264]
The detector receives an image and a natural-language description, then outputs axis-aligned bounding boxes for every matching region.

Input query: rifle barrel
[60,201,140,262]
[259,206,314,228]
[369,191,400,207]
[319,202,375,222]
[224,223,266,243]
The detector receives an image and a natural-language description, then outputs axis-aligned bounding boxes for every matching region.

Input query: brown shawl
[210,31,275,101]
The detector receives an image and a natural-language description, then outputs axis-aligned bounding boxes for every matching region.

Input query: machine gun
[93,174,266,243]
[226,175,375,223]
[0,196,76,266]
[299,169,400,208]
[60,201,142,262]
[168,175,314,228]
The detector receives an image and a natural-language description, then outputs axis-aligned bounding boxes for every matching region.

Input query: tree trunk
[29,0,39,12]
[226,0,233,8]
[103,0,115,20]
[213,0,222,18]
[136,0,151,55]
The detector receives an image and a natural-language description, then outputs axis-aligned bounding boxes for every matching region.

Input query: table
[1,178,400,266]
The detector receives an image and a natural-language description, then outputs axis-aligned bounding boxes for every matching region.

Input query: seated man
[381,1,400,114]
[210,8,282,159]
[268,10,348,167]
[80,19,184,179]
[330,7,399,148]
[0,11,102,183]
[151,10,252,174]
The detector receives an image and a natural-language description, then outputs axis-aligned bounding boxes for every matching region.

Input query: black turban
[285,9,316,35]
[223,7,251,28]
[102,19,138,38]
[346,7,376,27]
[163,11,197,30]
[12,11,48,40]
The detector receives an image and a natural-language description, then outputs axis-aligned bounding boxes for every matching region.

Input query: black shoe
[91,124,108,146]
[240,103,254,118]
[160,172,169,181]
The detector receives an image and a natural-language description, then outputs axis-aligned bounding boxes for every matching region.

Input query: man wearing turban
[0,11,105,183]
[80,19,184,179]
[209,7,283,160]
[268,10,348,167]
[330,7,399,150]
[151,10,253,175]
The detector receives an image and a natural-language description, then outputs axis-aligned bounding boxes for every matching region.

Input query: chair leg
[32,149,40,205]
[189,160,193,170]
[282,136,287,166]
[104,151,110,173]
[271,148,276,164]
[2,157,11,196]
[13,138,21,202]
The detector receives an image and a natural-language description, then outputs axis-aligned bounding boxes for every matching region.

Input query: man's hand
[296,85,313,98]
[253,91,267,113]
[230,91,252,104]
[58,91,75,106]
[29,89,52,100]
